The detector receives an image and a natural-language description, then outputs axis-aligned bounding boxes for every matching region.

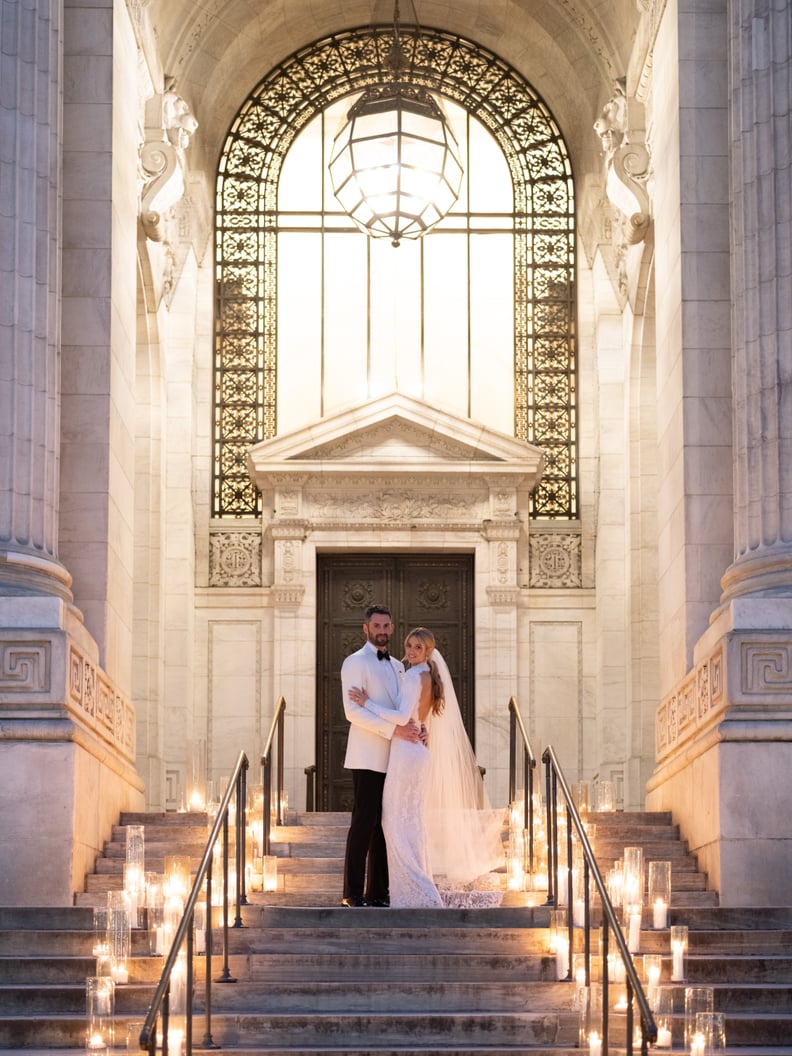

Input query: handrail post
[235,763,248,920]
[162,988,170,1056]
[527,758,534,875]
[602,919,610,1053]
[304,765,316,811]
[216,813,236,983]
[277,710,285,825]
[583,856,591,987]
[508,703,516,805]
[544,759,556,905]
[564,803,573,980]
[185,909,194,1056]
[262,754,272,857]
[201,866,217,1048]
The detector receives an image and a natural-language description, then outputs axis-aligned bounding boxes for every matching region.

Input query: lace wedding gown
[365,655,506,909]
[381,673,443,908]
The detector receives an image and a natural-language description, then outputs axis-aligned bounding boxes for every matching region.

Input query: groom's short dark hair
[364,604,391,622]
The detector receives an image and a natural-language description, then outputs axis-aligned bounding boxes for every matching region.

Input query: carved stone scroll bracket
[140,139,180,241]
[139,88,198,242]
[594,79,652,245]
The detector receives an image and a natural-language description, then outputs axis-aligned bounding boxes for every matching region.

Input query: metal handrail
[507,697,538,874]
[261,695,286,855]
[140,750,249,1056]
[542,744,658,1055]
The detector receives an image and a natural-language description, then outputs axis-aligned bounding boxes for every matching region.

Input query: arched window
[214,27,576,519]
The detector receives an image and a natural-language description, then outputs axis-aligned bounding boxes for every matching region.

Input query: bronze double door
[316,553,475,811]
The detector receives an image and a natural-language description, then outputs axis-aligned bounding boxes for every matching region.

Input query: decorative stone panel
[0,630,134,762]
[209,529,262,587]
[529,531,582,588]
[67,644,135,758]
[655,638,732,760]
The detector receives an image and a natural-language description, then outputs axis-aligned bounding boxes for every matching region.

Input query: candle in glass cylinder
[690,1031,705,1056]
[556,936,569,980]
[588,1031,602,1056]
[656,1026,672,1048]
[628,912,641,952]
[670,925,688,981]
[653,897,668,929]
[672,941,685,981]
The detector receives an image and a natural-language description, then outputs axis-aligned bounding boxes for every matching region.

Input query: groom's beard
[366,631,391,648]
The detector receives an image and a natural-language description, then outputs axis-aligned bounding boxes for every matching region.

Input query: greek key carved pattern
[0,643,50,692]
[742,642,792,693]
[209,530,262,587]
[529,532,582,588]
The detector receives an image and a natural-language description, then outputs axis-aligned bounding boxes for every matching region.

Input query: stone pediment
[247,393,545,484]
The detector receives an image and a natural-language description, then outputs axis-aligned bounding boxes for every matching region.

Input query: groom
[340,604,422,907]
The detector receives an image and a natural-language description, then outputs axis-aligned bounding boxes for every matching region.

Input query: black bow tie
[377,649,391,662]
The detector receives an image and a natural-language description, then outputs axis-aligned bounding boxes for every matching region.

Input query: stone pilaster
[0,0,70,600]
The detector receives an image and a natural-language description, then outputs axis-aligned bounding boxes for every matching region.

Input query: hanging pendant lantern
[328,4,463,246]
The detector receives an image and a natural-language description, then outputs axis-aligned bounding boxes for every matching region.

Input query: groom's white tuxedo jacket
[341,641,404,773]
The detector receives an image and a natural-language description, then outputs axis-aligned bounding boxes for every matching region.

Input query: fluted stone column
[648,0,792,906]
[0,0,143,907]
[721,0,792,601]
[0,0,71,599]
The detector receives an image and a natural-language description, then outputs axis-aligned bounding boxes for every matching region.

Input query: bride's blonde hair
[404,627,445,716]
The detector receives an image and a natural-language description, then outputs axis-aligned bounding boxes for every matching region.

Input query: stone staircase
[0,810,791,1054]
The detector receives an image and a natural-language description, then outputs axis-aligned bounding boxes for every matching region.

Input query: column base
[0,548,73,601]
[647,598,792,907]
[0,596,143,906]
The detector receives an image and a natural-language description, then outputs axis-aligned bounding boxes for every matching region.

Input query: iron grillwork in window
[214,26,576,518]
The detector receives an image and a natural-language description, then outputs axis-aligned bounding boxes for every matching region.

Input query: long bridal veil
[424,649,506,885]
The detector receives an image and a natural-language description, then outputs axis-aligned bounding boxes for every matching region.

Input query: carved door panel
[316,553,475,811]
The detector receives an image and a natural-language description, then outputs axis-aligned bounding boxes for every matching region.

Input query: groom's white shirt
[342,641,404,772]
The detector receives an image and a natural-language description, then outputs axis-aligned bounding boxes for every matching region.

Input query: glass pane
[468,120,513,211]
[323,234,370,415]
[470,233,514,430]
[369,238,422,399]
[423,233,470,416]
[277,232,322,432]
[443,100,469,215]
[279,115,322,211]
[278,91,515,431]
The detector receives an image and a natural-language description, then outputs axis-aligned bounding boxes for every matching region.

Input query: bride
[348,627,505,908]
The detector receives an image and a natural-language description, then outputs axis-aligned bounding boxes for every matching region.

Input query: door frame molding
[247,392,545,810]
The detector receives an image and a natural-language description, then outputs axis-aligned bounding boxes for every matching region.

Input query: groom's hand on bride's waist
[393,720,422,744]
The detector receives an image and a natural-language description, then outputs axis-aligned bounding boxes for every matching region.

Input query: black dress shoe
[341,896,367,907]
[367,897,390,907]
